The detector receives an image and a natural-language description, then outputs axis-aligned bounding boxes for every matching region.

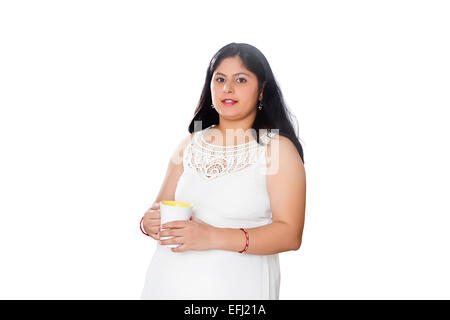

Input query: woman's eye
[215,77,246,83]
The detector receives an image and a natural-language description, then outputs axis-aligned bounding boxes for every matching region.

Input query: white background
[0,0,449,299]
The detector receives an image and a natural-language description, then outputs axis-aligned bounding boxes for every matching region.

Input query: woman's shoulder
[265,134,304,175]
[180,132,195,155]
[169,132,195,167]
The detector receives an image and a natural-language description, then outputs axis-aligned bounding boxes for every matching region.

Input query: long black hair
[188,42,304,164]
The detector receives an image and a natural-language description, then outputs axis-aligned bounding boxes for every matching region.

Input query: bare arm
[152,133,193,204]
[212,135,306,254]
[142,133,193,239]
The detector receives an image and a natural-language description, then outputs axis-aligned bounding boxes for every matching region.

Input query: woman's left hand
[159,216,216,252]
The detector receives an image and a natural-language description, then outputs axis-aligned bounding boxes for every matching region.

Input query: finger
[162,220,188,229]
[149,226,161,234]
[151,202,160,209]
[143,224,160,238]
[160,236,182,246]
[150,211,161,219]
[144,215,160,223]
[143,220,161,229]
[145,207,154,213]
[144,210,161,219]
[142,222,159,238]
[171,243,187,253]
[149,232,160,240]
[144,212,160,218]
[145,218,161,225]
[144,219,161,228]
[159,228,182,238]
[145,207,160,213]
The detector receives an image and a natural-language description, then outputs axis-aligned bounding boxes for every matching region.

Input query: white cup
[159,200,193,248]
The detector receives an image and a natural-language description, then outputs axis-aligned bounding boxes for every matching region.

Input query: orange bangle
[238,228,249,253]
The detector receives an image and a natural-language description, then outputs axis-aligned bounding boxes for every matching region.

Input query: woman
[140,42,306,299]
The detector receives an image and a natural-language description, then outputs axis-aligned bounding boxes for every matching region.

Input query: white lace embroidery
[184,126,275,181]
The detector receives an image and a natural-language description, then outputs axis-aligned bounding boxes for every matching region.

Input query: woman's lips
[221,99,238,106]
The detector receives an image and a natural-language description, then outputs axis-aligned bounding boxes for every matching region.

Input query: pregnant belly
[142,245,265,299]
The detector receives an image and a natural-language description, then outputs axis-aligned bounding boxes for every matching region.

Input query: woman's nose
[223,82,233,93]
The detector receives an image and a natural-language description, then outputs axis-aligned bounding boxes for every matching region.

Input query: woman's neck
[206,124,256,146]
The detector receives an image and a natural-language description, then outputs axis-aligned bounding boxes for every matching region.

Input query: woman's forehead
[216,56,246,69]
[214,60,253,77]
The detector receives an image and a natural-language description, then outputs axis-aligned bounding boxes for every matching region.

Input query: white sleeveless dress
[140,124,280,300]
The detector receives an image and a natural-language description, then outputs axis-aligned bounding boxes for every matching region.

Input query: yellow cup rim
[160,200,193,208]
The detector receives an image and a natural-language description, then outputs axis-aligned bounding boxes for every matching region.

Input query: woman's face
[210,56,262,120]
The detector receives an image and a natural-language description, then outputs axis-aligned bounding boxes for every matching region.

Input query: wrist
[212,227,247,252]
[238,228,249,254]
[208,225,221,250]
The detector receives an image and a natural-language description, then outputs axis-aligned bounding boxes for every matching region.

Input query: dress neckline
[200,125,258,149]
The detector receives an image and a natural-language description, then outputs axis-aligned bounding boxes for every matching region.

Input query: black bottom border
[0,300,448,318]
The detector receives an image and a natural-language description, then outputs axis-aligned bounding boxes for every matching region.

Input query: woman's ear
[259,81,266,100]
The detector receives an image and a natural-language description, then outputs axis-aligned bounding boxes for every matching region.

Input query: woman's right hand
[142,202,161,240]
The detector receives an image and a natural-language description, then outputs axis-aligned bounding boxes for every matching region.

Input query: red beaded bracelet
[238,228,249,254]
[140,216,151,237]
